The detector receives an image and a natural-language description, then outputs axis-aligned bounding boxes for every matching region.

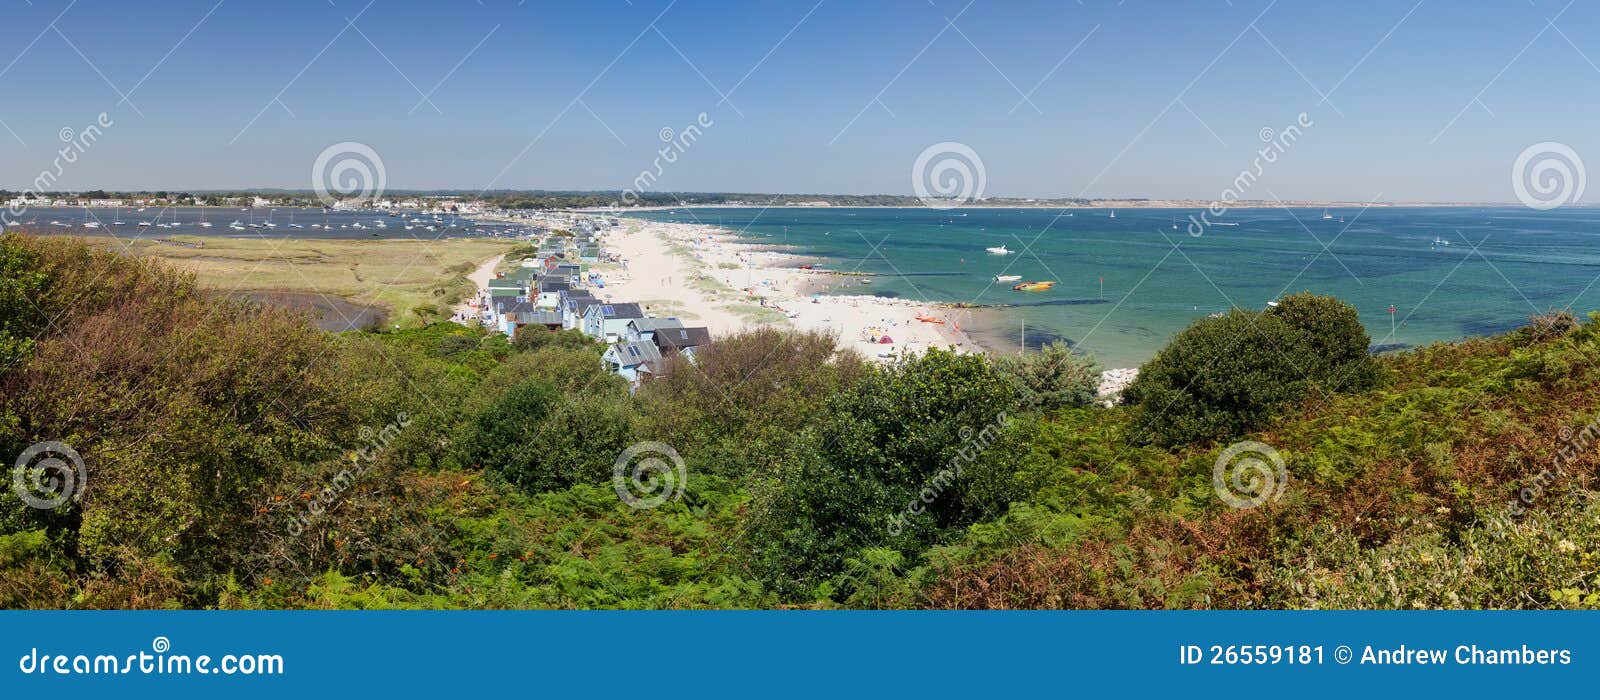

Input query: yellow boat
[1012,281,1057,291]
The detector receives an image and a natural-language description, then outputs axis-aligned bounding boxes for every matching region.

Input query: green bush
[997,340,1100,409]
[1268,292,1378,391]
[635,327,866,478]
[742,348,1021,599]
[1125,295,1378,447]
[512,326,596,353]
[457,379,635,495]
[458,380,562,482]
[1124,310,1313,446]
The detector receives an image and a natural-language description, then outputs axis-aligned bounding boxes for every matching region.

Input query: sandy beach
[590,219,984,362]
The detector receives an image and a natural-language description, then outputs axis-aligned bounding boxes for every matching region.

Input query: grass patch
[92,235,515,327]
[724,304,788,324]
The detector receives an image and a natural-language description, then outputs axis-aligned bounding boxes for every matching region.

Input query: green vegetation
[1123,294,1377,446]
[78,235,514,328]
[4,233,1599,610]
[997,340,1101,410]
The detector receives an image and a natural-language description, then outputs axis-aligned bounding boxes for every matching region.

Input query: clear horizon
[2,0,1595,204]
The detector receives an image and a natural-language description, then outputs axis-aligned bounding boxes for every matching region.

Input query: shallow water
[628,206,1600,367]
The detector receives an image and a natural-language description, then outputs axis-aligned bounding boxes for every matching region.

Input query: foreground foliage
[3,234,1599,610]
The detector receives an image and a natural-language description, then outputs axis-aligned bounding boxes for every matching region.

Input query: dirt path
[452,253,505,322]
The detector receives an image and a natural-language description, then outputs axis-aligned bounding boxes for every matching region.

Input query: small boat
[986,245,1012,255]
[993,274,1022,282]
[798,263,814,270]
[1013,281,1057,292]
[1432,237,1450,246]
[1108,211,1116,219]
[915,316,946,324]
[1321,210,1333,220]
[859,278,872,285]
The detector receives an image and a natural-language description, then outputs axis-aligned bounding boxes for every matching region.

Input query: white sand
[594,220,981,362]
[579,218,1139,393]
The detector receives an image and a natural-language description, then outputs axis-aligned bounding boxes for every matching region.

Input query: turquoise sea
[629,206,1600,367]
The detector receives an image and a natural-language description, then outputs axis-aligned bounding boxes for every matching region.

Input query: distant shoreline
[580,201,1521,213]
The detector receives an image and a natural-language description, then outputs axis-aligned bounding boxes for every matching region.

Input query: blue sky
[2,0,1597,202]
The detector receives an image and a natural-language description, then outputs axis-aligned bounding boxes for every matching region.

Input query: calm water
[11,207,531,240]
[630,206,1600,367]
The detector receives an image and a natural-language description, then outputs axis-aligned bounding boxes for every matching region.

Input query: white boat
[1108,211,1116,218]
[82,222,100,229]
[1321,210,1333,220]
[986,245,1012,255]
[994,274,1022,282]
[1432,237,1450,246]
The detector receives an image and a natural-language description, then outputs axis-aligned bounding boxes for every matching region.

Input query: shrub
[456,377,635,495]
[512,326,596,353]
[635,327,866,477]
[996,340,1100,410]
[741,348,1021,598]
[457,380,562,486]
[1124,310,1314,446]
[1125,295,1379,447]
[1267,292,1378,391]
[1517,309,1580,345]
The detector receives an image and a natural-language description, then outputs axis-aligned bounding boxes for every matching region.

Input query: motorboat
[993,274,1022,282]
[1012,281,1057,292]
[986,245,1012,255]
